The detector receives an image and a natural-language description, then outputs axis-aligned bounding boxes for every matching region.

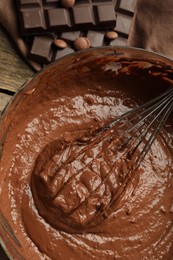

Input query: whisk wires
[113,87,173,170]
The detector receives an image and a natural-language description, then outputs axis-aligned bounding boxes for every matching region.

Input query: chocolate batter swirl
[32,122,138,233]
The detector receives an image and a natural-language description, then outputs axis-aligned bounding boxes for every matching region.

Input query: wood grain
[0,26,33,93]
[0,25,34,259]
[0,92,12,114]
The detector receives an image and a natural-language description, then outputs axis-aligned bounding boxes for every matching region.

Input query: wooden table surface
[0,25,33,113]
[0,25,34,259]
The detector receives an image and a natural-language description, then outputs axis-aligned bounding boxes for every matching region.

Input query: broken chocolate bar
[17,0,116,35]
[28,30,128,64]
[28,0,136,65]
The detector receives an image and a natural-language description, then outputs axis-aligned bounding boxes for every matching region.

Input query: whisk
[34,86,173,231]
[101,86,173,170]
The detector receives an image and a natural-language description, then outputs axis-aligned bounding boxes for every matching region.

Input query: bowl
[0,46,173,260]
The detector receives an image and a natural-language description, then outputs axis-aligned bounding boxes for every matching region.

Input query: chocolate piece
[115,0,136,16]
[86,31,105,48]
[114,14,133,37]
[110,36,127,46]
[29,35,53,63]
[55,46,74,59]
[17,0,116,35]
[113,0,136,38]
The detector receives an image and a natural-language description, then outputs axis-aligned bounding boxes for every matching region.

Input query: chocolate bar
[14,0,137,67]
[28,30,128,64]
[115,0,136,16]
[17,0,116,35]
[28,0,136,65]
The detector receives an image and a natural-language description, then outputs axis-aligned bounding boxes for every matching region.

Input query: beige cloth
[0,0,41,71]
[128,0,173,59]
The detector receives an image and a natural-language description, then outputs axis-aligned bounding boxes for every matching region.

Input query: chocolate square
[72,6,94,28]
[96,4,117,27]
[46,9,71,30]
[21,9,45,34]
[29,35,53,63]
[86,30,105,47]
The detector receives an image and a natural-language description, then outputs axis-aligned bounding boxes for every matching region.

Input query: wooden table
[0,25,33,113]
[0,25,34,259]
